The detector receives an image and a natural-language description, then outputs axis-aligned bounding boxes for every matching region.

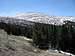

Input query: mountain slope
[0,29,69,56]
[0,12,75,25]
[16,12,75,25]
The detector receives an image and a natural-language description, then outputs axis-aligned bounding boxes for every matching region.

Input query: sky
[0,0,75,16]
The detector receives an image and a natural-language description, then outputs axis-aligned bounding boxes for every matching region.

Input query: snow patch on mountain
[15,12,75,25]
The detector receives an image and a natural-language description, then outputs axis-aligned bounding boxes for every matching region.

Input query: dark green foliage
[32,23,51,49]
[32,23,62,50]
[0,22,33,38]
[32,21,75,54]
[61,21,75,54]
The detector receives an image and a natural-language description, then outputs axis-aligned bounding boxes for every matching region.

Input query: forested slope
[0,16,75,55]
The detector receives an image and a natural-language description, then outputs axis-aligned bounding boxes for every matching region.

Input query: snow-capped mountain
[0,12,75,25]
[15,12,75,25]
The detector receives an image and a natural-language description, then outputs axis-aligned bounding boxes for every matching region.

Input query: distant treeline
[0,21,75,54]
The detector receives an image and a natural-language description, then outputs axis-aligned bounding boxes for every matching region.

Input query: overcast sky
[0,0,75,16]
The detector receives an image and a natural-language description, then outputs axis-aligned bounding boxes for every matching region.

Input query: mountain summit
[16,12,75,25]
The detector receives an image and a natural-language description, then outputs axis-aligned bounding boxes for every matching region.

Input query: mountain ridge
[0,12,75,25]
